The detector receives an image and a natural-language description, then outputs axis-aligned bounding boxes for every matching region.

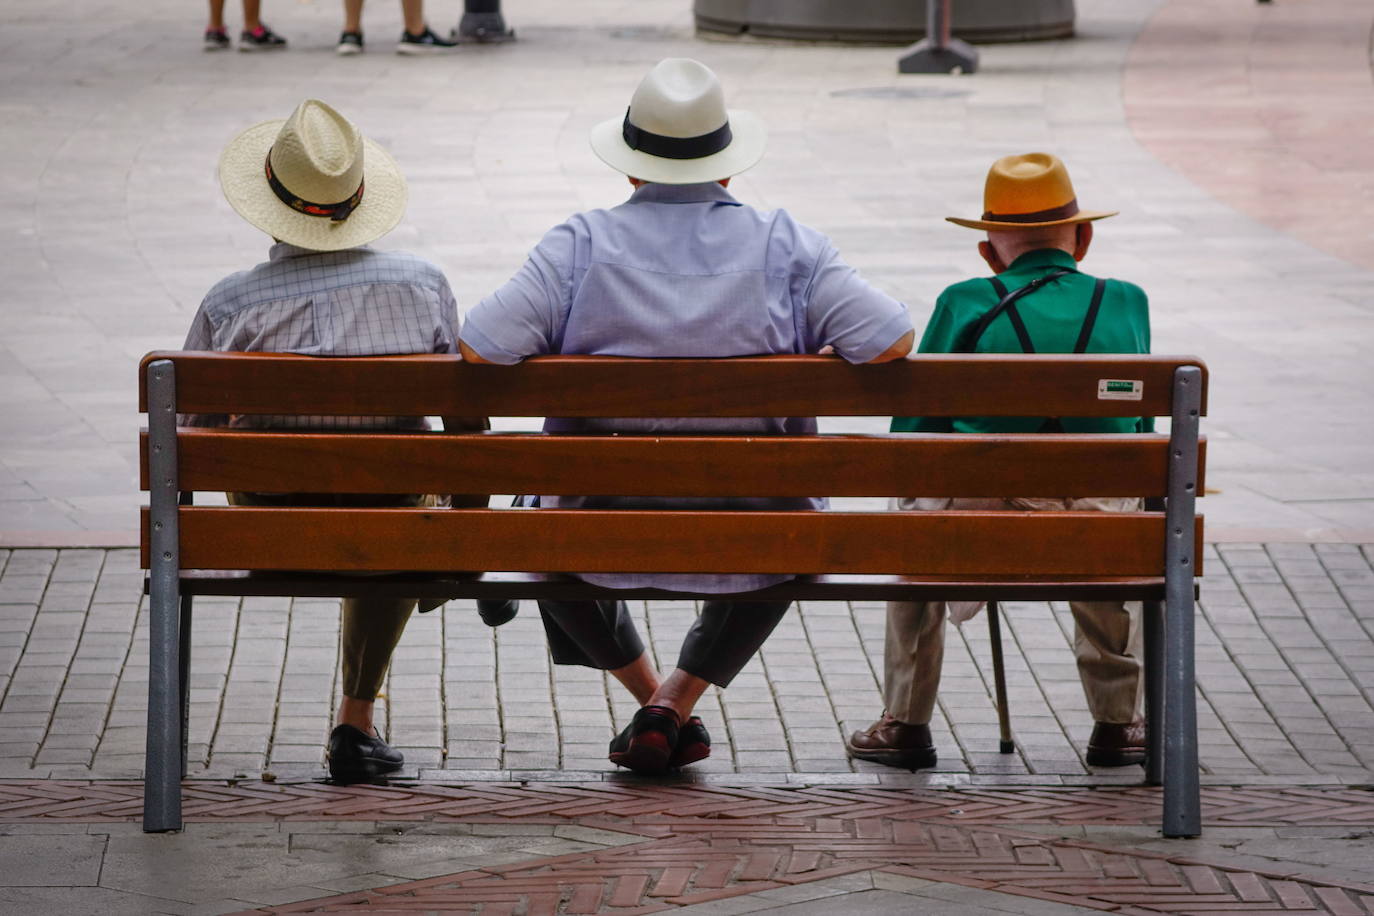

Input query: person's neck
[1001,243,1073,265]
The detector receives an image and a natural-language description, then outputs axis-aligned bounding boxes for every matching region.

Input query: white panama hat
[218,99,407,251]
[589,58,766,185]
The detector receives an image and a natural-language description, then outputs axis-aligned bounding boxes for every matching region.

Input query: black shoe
[238,23,287,51]
[204,28,230,51]
[397,25,459,54]
[608,706,679,775]
[669,716,710,768]
[478,599,519,627]
[337,30,364,55]
[328,724,403,783]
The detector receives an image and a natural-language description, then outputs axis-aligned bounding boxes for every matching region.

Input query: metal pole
[178,490,194,780]
[1143,599,1164,786]
[932,0,950,47]
[457,0,514,42]
[143,359,184,832]
[1162,366,1202,837]
[986,601,1015,754]
[898,0,979,75]
[179,594,193,779]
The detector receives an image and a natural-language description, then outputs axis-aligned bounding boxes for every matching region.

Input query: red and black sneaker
[239,23,287,51]
[608,705,679,775]
[669,716,711,768]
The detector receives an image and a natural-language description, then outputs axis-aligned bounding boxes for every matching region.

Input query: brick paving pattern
[4,781,1374,827]
[4,546,1373,783]
[3,780,1374,914]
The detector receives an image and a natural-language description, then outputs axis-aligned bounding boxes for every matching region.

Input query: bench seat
[169,569,1183,603]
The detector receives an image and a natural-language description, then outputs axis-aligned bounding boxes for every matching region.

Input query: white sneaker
[396,26,458,55]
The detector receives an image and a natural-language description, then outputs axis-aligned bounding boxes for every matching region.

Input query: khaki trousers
[883,496,1144,726]
[227,491,439,701]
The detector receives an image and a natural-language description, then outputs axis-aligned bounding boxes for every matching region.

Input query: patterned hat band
[621,108,733,160]
[981,198,1079,224]
[265,151,365,222]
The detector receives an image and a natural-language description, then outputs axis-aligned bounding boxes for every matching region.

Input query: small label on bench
[1098,379,1143,401]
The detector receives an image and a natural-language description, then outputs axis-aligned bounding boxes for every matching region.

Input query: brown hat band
[981,198,1079,224]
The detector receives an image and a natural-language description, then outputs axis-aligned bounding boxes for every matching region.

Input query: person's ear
[719,177,730,188]
[1072,222,1093,262]
[978,239,1007,274]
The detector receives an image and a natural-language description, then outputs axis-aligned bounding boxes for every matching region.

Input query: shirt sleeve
[178,302,225,427]
[803,242,914,364]
[458,224,573,364]
[1134,283,1156,433]
[890,289,965,433]
[182,306,215,351]
[434,277,460,355]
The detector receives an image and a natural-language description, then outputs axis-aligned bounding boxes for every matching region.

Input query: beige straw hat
[589,58,766,185]
[218,99,407,251]
[947,152,1116,231]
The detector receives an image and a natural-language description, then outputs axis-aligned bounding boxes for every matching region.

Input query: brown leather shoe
[1086,718,1147,767]
[845,714,937,770]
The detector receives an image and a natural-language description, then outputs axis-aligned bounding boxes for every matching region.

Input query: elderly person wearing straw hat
[845,153,1154,772]
[459,58,915,775]
[183,99,516,783]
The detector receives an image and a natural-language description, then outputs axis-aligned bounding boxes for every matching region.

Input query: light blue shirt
[461,181,913,592]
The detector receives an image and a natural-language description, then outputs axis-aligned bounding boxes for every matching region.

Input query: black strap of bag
[961,271,1108,432]
[959,268,1073,354]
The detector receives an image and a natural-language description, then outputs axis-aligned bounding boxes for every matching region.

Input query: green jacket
[892,248,1152,434]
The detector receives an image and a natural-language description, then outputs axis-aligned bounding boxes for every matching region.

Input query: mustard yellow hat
[947,152,1117,231]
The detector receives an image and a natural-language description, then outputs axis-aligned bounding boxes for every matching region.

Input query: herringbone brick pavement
[3,780,1373,827]
[4,780,1374,914]
[45,781,1346,915]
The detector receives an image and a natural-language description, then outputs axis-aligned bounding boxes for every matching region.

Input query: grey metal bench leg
[143,359,183,833]
[179,593,193,778]
[1143,599,1164,786]
[1163,365,1202,837]
[987,600,1015,754]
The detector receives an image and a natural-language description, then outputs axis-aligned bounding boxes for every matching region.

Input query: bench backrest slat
[139,352,1208,583]
[148,507,1203,577]
[139,352,1207,418]
[141,430,1206,498]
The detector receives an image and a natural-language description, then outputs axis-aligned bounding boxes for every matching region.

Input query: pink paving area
[1124,0,1374,272]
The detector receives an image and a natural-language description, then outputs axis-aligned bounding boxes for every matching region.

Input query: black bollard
[898,0,979,75]
[458,0,515,42]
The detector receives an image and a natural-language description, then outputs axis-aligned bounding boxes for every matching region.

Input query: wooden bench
[139,351,1207,835]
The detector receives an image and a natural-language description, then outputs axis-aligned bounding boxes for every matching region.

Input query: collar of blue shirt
[628,181,744,206]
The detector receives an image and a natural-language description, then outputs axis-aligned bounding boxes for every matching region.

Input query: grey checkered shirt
[183,242,459,429]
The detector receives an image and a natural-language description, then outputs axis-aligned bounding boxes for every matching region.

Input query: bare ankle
[337,696,375,733]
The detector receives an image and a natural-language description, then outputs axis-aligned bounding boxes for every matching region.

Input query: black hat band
[622,108,732,160]
[265,150,365,222]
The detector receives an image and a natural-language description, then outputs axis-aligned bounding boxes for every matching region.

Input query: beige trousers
[882,496,1144,726]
